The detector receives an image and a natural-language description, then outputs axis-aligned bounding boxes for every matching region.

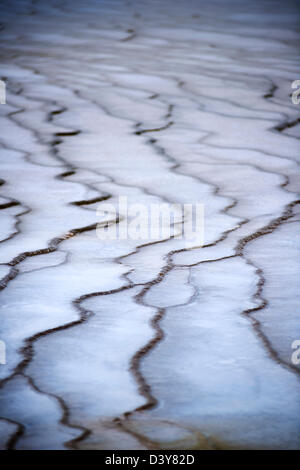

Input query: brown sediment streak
[71,195,111,206]
[235,199,300,374]
[274,117,300,133]
[113,301,167,449]
[59,170,76,178]
[113,415,157,450]
[263,83,277,99]
[0,200,19,210]
[116,267,174,422]
[22,370,91,448]
[6,218,120,268]
[149,93,159,100]
[1,417,25,450]
[0,267,18,291]
[128,307,165,415]
[48,107,67,122]
[165,104,174,119]
[189,254,237,267]
[55,130,81,137]
[236,199,300,255]
[126,269,199,417]
[0,199,31,246]
[121,28,136,42]
[0,151,32,247]
[135,120,173,135]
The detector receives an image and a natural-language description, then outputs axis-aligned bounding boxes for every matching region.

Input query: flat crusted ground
[0,0,299,450]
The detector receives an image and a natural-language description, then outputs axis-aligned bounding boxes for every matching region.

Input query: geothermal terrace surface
[0,0,300,450]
